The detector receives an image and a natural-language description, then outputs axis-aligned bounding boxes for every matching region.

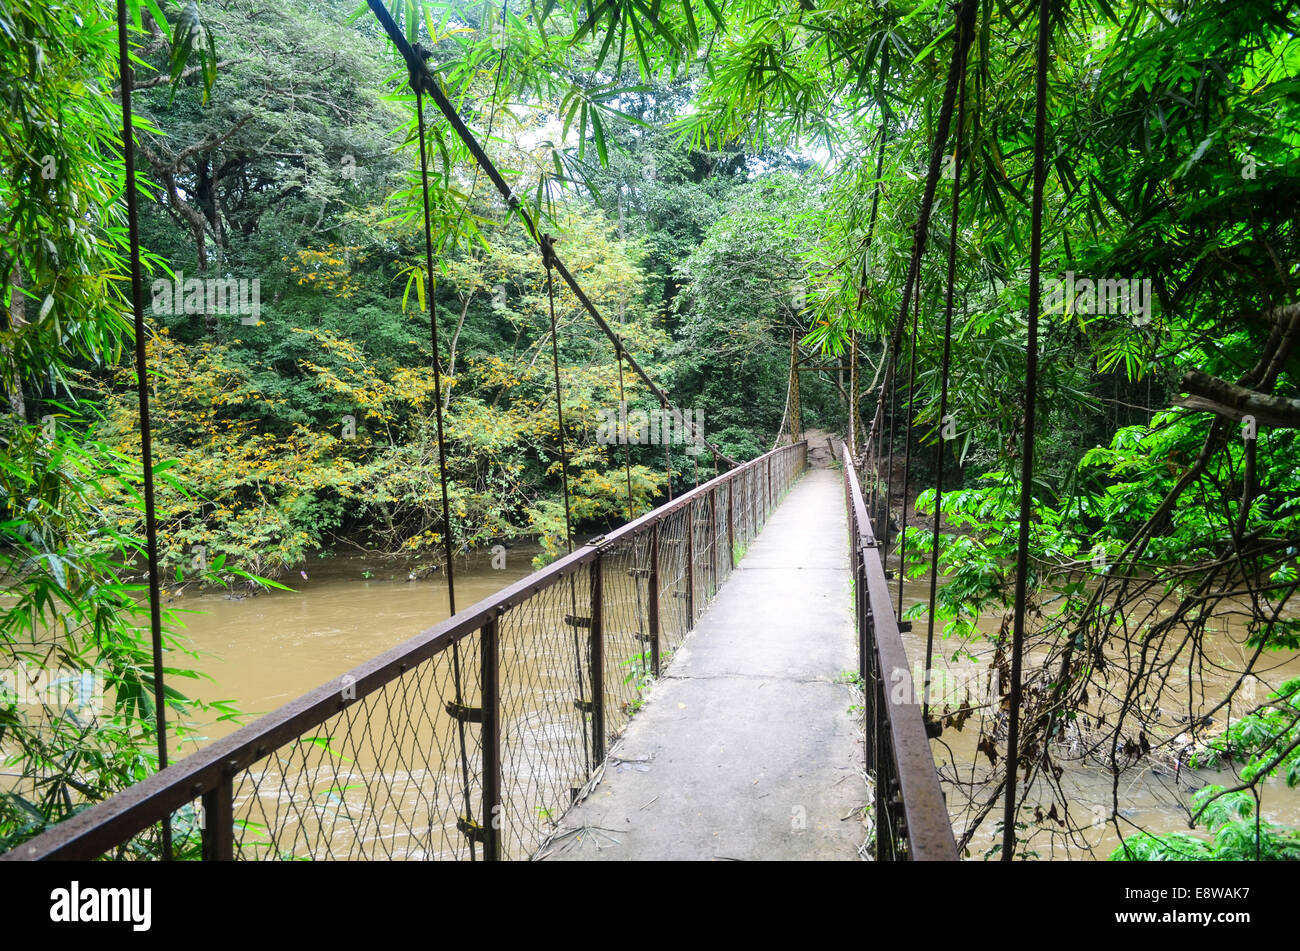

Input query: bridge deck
[543,463,866,860]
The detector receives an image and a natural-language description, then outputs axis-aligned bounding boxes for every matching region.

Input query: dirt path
[800,427,838,468]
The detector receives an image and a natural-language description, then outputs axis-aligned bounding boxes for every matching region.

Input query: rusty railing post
[759,457,769,517]
[685,501,696,624]
[727,479,736,569]
[589,554,605,762]
[750,468,757,538]
[481,615,502,860]
[709,487,719,597]
[201,774,234,861]
[648,524,661,677]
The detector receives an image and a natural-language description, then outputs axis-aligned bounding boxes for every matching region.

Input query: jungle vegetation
[0,0,1296,859]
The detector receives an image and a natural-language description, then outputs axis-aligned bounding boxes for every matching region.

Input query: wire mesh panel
[598,533,656,741]
[231,635,484,861]
[691,493,716,610]
[708,487,725,594]
[716,481,734,587]
[497,569,593,859]
[733,468,751,556]
[741,467,754,549]
[657,506,691,659]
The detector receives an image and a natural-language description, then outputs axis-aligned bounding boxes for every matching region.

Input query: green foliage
[0,0,248,854]
[672,173,841,443]
[89,203,676,577]
[1112,788,1300,861]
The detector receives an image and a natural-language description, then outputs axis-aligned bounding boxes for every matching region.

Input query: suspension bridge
[6,430,956,862]
[1,0,1048,863]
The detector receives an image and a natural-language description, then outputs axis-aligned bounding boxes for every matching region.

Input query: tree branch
[1175,369,1300,428]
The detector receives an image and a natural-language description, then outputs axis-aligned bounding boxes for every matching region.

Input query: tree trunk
[6,260,27,420]
[444,291,474,411]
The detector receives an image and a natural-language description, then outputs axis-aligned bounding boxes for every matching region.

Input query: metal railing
[3,442,807,861]
[839,440,958,861]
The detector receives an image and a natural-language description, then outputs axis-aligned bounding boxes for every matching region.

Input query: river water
[170,549,540,746]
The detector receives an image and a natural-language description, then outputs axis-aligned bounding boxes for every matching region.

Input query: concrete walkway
[542,463,866,861]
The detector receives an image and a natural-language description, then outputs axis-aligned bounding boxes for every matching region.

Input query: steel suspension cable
[663,399,675,500]
[1003,0,1054,862]
[114,0,171,860]
[864,0,978,459]
[881,341,899,556]
[543,235,575,553]
[543,232,574,556]
[850,332,859,452]
[412,89,459,616]
[542,233,591,773]
[414,82,475,856]
[868,394,886,529]
[896,266,923,618]
[857,123,890,501]
[856,125,890,317]
[615,351,635,521]
[864,0,975,572]
[923,31,972,725]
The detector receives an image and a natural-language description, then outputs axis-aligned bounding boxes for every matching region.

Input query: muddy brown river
[170,549,540,743]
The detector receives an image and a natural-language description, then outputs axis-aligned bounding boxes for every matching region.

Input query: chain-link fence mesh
[232,632,484,860]
[657,505,691,659]
[497,569,593,859]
